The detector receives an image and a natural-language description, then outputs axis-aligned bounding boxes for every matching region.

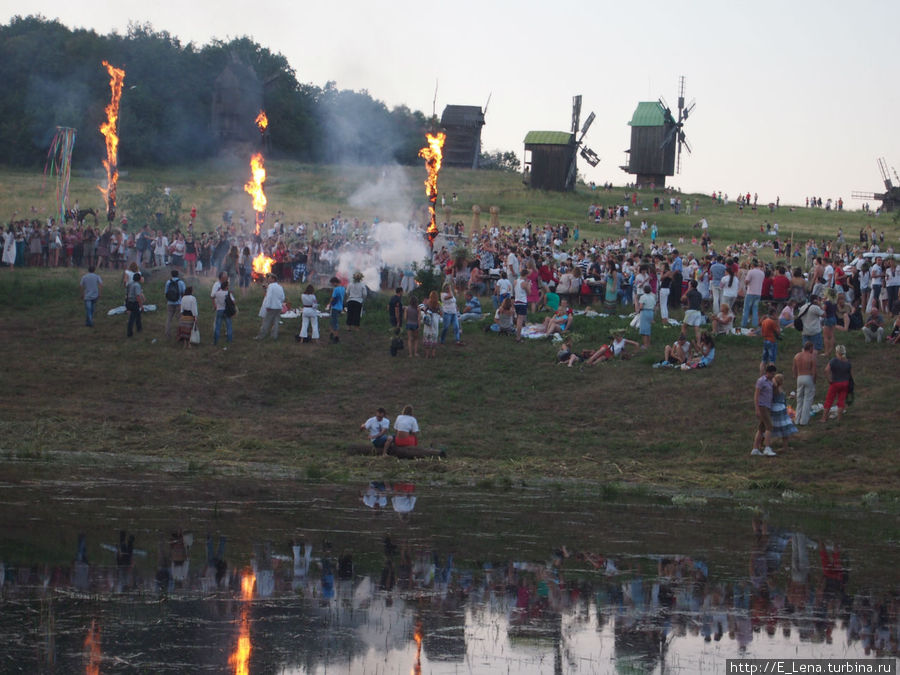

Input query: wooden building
[440,105,486,169]
[620,102,677,188]
[212,54,263,145]
[523,131,576,192]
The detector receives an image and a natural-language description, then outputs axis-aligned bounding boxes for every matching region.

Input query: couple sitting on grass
[653,331,716,370]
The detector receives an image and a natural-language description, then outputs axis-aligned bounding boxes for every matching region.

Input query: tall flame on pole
[229,570,255,675]
[246,110,274,276]
[418,132,445,249]
[244,153,267,236]
[98,61,125,223]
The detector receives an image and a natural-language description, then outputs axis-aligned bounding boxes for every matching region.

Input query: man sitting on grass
[360,408,393,456]
[458,291,484,322]
[654,334,691,368]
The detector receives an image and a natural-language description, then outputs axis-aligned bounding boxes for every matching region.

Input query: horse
[65,208,99,227]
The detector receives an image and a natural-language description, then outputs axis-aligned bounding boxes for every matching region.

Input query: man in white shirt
[360,408,392,455]
[256,273,285,340]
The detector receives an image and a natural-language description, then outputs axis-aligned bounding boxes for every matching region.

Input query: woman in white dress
[2,226,16,267]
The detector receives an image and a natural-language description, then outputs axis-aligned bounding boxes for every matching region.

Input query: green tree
[122,184,182,231]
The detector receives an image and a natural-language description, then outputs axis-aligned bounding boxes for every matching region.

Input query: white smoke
[335,221,430,291]
[347,165,415,224]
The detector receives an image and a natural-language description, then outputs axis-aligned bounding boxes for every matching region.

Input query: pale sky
[5,0,900,207]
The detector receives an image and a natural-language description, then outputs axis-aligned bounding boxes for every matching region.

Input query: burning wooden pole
[245,111,275,278]
[98,61,125,223]
[419,132,445,250]
[244,153,267,236]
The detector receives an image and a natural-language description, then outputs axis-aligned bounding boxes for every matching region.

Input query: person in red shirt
[759,306,781,374]
[770,265,791,309]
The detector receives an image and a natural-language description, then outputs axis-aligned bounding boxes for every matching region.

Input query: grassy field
[1,163,899,502]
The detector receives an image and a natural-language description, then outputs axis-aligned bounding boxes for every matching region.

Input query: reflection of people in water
[205,534,227,589]
[361,481,389,508]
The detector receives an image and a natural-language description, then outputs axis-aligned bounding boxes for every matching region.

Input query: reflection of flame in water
[229,571,255,675]
[84,619,101,675]
[418,133,445,247]
[244,153,267,236]
[411,620,422,675]
[252,252,274,277]
[98,61,125,221]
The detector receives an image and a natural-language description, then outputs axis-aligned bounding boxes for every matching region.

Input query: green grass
[1,163,899,502]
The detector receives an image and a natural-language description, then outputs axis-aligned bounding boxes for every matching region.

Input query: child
[389,328,404,356]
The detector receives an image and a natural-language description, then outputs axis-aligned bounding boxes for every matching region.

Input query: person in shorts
[752,365,778,456]
[360,408,392,456]
[681,279,704,344]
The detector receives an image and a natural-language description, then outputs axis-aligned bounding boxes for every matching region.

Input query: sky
[5,0,900,207]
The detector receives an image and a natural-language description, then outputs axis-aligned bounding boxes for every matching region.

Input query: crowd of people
[9,192,899,463]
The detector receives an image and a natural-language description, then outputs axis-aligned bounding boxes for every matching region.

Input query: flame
[84,619,101,675]
[98,61,125,222]
[411,620,423,675]
[418,132,445,248]
[229,571,255,675]
[240,571,255,601]
[255,110,268,132]
[252,252,274,276]
[244,153,267,235]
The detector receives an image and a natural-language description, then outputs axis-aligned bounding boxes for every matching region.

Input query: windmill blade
[571,95,582,135]
[580,146,600,167]
[679,132,692,154]
[659,125,677,149]
[684,100,696,118]
[676,141,682,174]
[579,111,596,139]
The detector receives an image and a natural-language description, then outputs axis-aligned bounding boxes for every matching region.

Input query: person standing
[79,265,103,327]
[741,259,765,328]
[213,280,236,347]
[256,273,285,341]
[752,365,778,457]
[681,279,704,344]
[440,282,463,345]
[164,270,186,339]
[822,345,852,424]
[513,270,529,343]
[325,276,346,344]
[388,287,404,330]
[759,306,781,374]
[297,284,320,343]
[638,284,655,350]
[177,285,199,348]
[792,341,817,426]
[125,272,145,337]
[345,272,367,332]
[798,296,825,353]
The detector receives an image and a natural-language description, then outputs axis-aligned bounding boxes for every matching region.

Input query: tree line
[0,15,433,169]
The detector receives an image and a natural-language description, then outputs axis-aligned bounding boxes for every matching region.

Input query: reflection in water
[229,570,255,675]
[83,619,100,675]
[412,619,423,675]
[0,478,897,673]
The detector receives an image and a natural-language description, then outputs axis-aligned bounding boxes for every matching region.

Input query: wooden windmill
[523,95,600,192]
[620,76,695,189]
[852,157,900,212]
